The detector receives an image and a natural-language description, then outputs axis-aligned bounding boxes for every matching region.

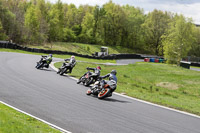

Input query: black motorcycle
[57,62,71,75]
[36,56,51,69]
[77,69,100,86]
[86,79,116,99]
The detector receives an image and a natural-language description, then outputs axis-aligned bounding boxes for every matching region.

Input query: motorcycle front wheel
[84,77,93,86]
[60,68,67,75]
[86,88,92,95]
[98,88,111,99]
[36,62,43,69]
[77,76,83,84]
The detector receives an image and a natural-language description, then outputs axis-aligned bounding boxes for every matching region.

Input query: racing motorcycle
[35,56,50,69]
[86,79,116,99]
[77,68,100,86]
[57,62,71,75]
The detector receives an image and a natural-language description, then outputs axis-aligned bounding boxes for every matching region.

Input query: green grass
[0,103,61,133]
[0,48,116,63]
[27,42,136,55]
[55,61,200,115]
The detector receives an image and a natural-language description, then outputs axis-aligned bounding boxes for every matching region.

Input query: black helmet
[111,70,117,75]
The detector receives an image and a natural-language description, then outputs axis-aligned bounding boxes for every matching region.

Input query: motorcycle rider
[61,55,76,73]
[86,66,101,76]
[99,70,117,96]
[41,54,53,68]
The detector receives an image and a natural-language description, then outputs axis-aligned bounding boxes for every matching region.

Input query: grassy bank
[0,48,116,63]
[0,103,61,133]
[55,61,200,115]
[27,42,136,55]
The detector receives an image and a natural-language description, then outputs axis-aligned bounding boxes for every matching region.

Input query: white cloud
[142,2,200,24]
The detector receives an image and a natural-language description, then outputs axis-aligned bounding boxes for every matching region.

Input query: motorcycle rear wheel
[98,88,111,99]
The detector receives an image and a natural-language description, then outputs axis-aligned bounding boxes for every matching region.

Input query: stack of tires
[144,58,164,63]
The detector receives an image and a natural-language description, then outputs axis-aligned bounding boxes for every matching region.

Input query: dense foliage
[0,0,200,63]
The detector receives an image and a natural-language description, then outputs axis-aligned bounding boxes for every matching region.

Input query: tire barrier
[0,41,146,60]
[1,41,199,67]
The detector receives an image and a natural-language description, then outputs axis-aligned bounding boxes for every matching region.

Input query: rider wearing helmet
[63,55,76,73]
[99,70,117,96]
[86,66,101,76]
[43,54,53,68]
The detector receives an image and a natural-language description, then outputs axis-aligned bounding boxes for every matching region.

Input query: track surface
[0,52,200,133]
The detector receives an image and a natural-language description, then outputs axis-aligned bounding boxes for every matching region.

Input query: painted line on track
[0,101,71,133]
[50,61,200,120]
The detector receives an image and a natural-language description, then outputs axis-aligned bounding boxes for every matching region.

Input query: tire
[86,88,92,95]
[84,77,93,86]
[77,76,83,84]
[57,68,61,74]
[98,88,111,99]
[77,79,81,84]
[60,68,67,75]
[36,62,43,69]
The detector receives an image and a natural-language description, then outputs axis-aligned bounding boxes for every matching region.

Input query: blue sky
[48,0,200,24]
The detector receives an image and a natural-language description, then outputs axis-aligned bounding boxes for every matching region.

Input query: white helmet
[71,55,75,59]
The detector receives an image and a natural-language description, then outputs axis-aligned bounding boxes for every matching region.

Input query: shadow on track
[37,68,53,72]
[89,95,131,103]
[102,97,131,103]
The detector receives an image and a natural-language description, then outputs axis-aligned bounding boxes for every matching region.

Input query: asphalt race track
[0,52,200,133]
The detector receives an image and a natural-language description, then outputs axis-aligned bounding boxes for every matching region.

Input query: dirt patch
[156,82,179,90]
[184,80,200,85]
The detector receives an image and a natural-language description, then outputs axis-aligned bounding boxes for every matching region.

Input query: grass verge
[55,61,200,116]
[0,48,116,63]
[27,42,136,55]
[0,103,61,133]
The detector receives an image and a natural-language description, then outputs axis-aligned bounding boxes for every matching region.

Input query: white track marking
[50,61,200,119]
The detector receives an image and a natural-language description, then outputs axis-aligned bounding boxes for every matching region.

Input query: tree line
[0,0,200,63]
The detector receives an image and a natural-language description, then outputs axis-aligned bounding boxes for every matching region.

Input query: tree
[142,9,171,55]
[79,12,94,43]
[0,0,17,42]
[24,4,40,44]
[122,5,145,50]
[102,1,125,46]
[36,0,49,43]
[92,5,106,44]
[0,20,7,40]
[162,15,196,64]
[47,0,64,42]
[188,27,200,57]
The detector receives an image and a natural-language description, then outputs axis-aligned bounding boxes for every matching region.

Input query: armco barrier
[4,41,199,66]
[191,62,200,67]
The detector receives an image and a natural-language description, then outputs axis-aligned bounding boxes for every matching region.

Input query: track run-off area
[0,52,200,133]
